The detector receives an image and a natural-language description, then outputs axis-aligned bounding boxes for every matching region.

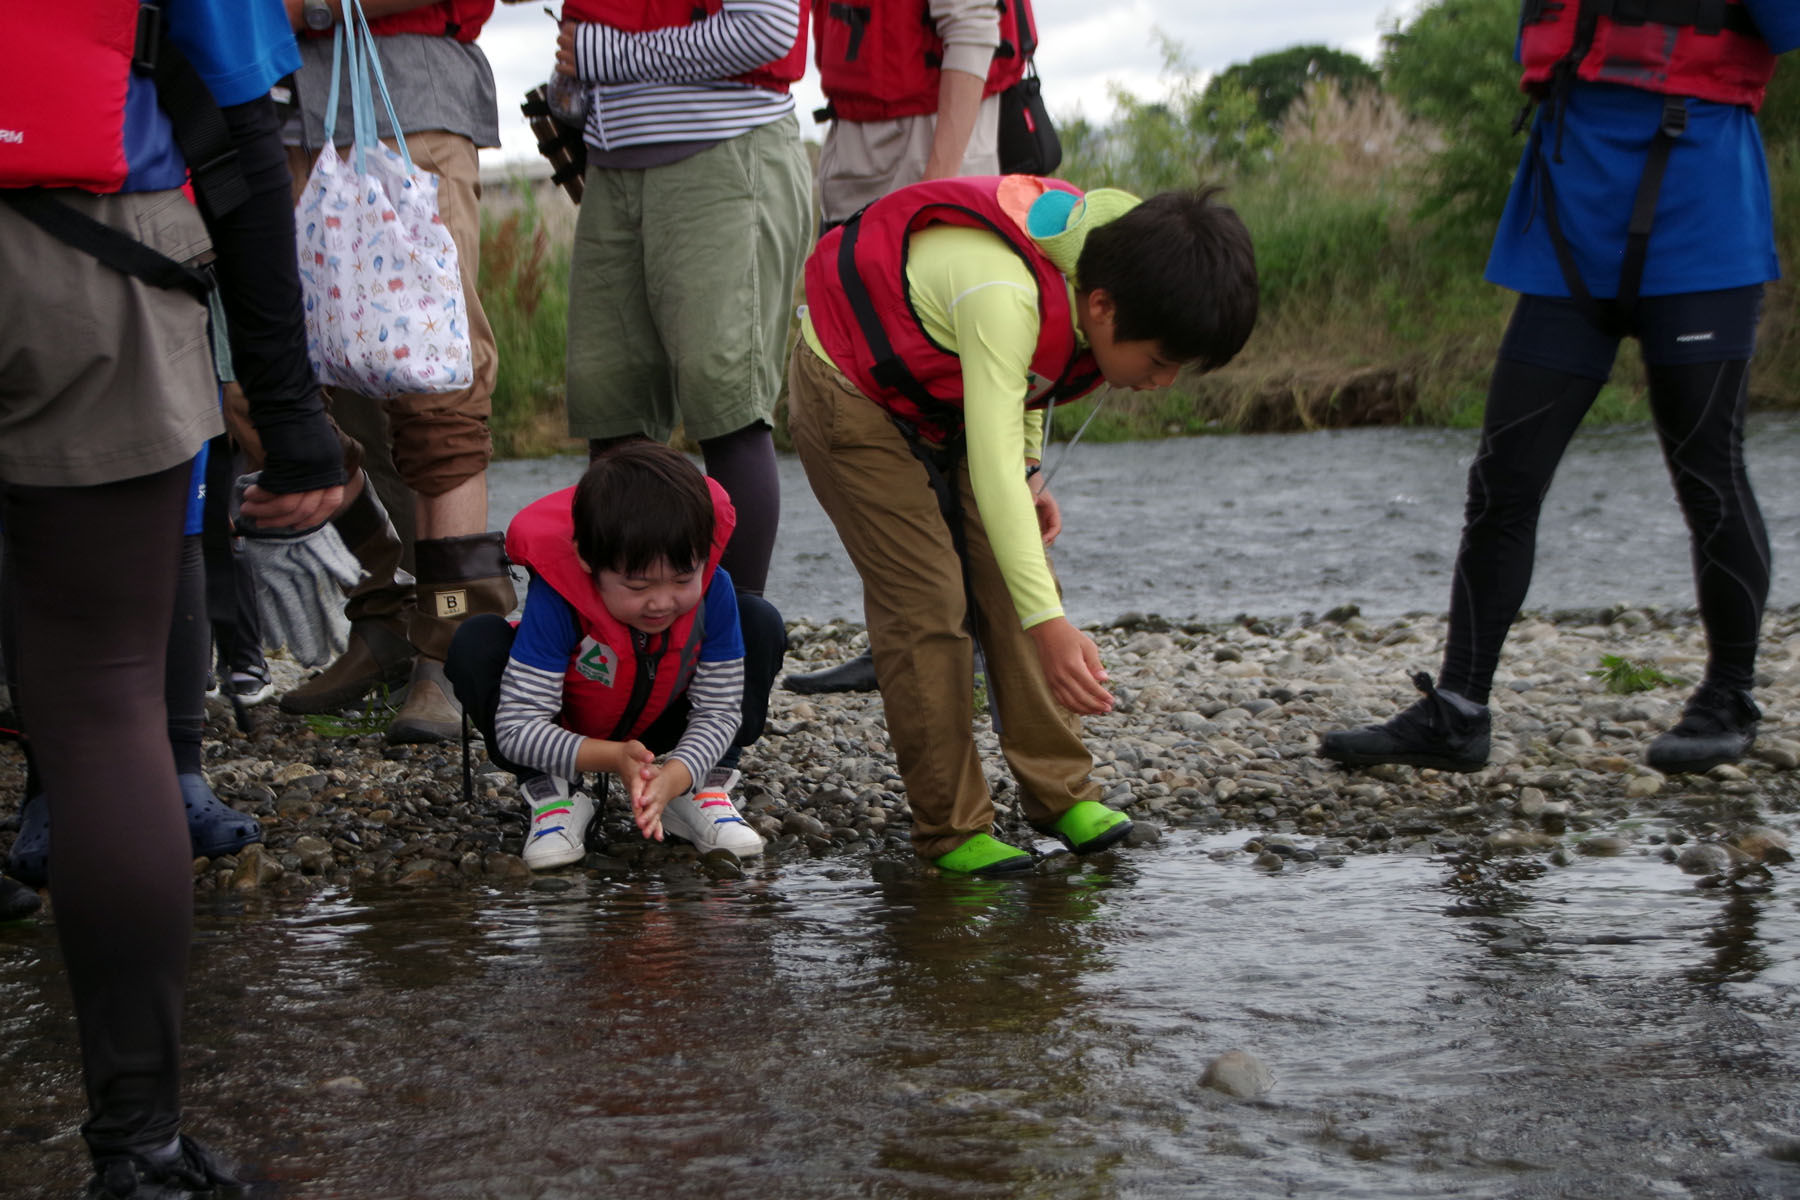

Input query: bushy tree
[1206,44,1380,125]
[1381,0,1522,245]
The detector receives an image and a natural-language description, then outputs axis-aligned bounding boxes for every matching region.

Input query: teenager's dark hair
[1075,186,1258,370]
[572,439,714,577]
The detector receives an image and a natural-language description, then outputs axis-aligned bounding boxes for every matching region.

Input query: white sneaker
[660,767,764,858]
[520,775,593,870]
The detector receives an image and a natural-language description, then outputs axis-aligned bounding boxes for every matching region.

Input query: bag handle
[323,0,416,177]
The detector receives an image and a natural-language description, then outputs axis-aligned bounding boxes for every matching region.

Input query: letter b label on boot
[435,589,468,619]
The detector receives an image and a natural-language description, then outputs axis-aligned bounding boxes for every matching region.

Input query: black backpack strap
[0,189,213,302]
[1530,94,1685,336]
[133,3,250,222]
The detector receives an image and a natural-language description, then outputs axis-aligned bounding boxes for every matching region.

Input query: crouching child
[789,175,1258,874]
[447,441,785,868]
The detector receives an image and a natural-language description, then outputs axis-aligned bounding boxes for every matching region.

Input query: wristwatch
[303,0,335,31]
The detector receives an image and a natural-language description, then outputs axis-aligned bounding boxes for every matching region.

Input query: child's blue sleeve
[699,569,745,663]
[509,574,584,673]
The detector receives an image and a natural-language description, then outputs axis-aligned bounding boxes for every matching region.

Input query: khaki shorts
[565,115,812,443]
[815,97,1001,227]
[0,190,222,488]
[287,129,495,497]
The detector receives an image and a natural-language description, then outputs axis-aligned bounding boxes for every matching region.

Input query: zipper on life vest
[611,628,666,740]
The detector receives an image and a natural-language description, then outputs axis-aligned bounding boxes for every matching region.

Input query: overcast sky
[473,1,1428,164]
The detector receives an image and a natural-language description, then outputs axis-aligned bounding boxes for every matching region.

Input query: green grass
[1589,654,1686,695]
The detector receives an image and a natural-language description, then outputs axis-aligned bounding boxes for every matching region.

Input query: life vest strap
[0,189,213,302]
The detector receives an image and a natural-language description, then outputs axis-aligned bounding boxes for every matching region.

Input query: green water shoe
[934,833,1033,876]
[1037,801,1133,855]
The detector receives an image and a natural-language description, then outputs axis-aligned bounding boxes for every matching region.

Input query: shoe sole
[279,661,415,715]
[229,683,274,708]
[1645,752,1744,775]
[524,845,586,870]
[1322,749,1488,774]
[1061,820,1134,856]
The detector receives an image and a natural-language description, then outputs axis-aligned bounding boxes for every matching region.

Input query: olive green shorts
[565,115,812,443]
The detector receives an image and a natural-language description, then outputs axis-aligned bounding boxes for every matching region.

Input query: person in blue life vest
[0,0,345,1194]
[445,440,787,868]
[787,174,1259,875]
[1320,0,1800,777]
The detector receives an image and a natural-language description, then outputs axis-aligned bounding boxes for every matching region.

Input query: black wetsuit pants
[2,465,194,1156]
[1438,287,1770,704]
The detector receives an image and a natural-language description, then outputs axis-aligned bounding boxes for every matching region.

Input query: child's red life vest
[814,0,1036,122]
[561,0,807,93]
[804,174,1103,446]
[1518,0,1775,110]
[504,478,736,741]
[0,0,142,192]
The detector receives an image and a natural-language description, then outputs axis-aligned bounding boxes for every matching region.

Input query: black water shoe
[1646,682,1760,774]
[87,1135,245,1199]
[784,650,879,695]
[1319,672,1491,772]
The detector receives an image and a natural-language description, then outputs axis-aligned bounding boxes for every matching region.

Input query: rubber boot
[279,475,417,715]
[387,532,516,745]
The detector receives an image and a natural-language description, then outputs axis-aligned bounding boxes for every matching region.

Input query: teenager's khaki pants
[787,341,1100,859]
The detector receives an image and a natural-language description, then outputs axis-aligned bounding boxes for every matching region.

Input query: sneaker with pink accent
[520,775,594,871]
[660,767,764,858]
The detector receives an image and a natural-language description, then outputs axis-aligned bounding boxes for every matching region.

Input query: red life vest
[814,0,1036,123]
[1518,0,1775,110]
[804,174,1104,446]
[0,0,141,191]
[504,477,737,741]
[562,0,808,93]
[352,0,493,42]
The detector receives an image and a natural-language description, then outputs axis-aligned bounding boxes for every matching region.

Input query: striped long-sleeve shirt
[571,0,802,150]
[494,572,745,788]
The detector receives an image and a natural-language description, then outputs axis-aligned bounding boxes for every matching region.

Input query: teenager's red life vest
[804,174,1104,446]
[0,0,141,192]
[504,477,736,741]
[814,0,1036,122]
[1518,0,1775,110]
[561,0,808,93]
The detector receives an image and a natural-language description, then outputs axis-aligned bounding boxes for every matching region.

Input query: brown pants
[787,341,1099,858]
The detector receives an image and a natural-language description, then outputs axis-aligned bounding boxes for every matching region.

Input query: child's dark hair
[572,440,713,577]
[1075,185,1258,371]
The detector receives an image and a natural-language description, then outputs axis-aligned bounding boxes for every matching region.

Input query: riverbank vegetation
[474,0,1800,456]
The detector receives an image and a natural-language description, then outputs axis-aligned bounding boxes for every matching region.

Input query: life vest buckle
[132,3,163,75]
[1660,95,1689,138]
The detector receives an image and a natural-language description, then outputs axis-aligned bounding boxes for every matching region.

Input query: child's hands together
[630,759,694,842]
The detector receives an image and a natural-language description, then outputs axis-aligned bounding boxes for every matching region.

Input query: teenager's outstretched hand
[1028,617,1112,715]
[1032,483,1062,546]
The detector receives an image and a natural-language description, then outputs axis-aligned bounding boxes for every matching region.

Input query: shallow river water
[4,419,1800,1197]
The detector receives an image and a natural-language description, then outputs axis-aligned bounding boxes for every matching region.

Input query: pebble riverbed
[4,605,1796,894]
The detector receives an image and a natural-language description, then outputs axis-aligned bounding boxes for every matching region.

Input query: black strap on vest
[0,189,214,301]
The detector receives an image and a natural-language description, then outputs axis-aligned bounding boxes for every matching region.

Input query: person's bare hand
[556,20,577,76]
[609,740,654,806]
[1027,617,1112,715]
[633,759,693,841]
[1032,482,1062,545]
[238,483,343,531]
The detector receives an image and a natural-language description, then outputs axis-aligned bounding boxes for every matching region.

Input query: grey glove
[232,473,362,668]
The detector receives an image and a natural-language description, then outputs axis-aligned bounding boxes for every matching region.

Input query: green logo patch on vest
[576,639,619,687]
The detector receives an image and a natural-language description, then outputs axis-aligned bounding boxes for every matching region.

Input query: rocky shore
[3,605,1796,897]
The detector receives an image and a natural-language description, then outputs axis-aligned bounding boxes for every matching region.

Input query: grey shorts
[0,190,222,488]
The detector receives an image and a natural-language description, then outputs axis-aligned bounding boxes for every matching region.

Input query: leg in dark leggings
[1437,358,1604,702]
[167,534,209,778]
[444,613,539,780]
[2,465,193,1157]
[1645,358,1769,691]
[698,423,781,597]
